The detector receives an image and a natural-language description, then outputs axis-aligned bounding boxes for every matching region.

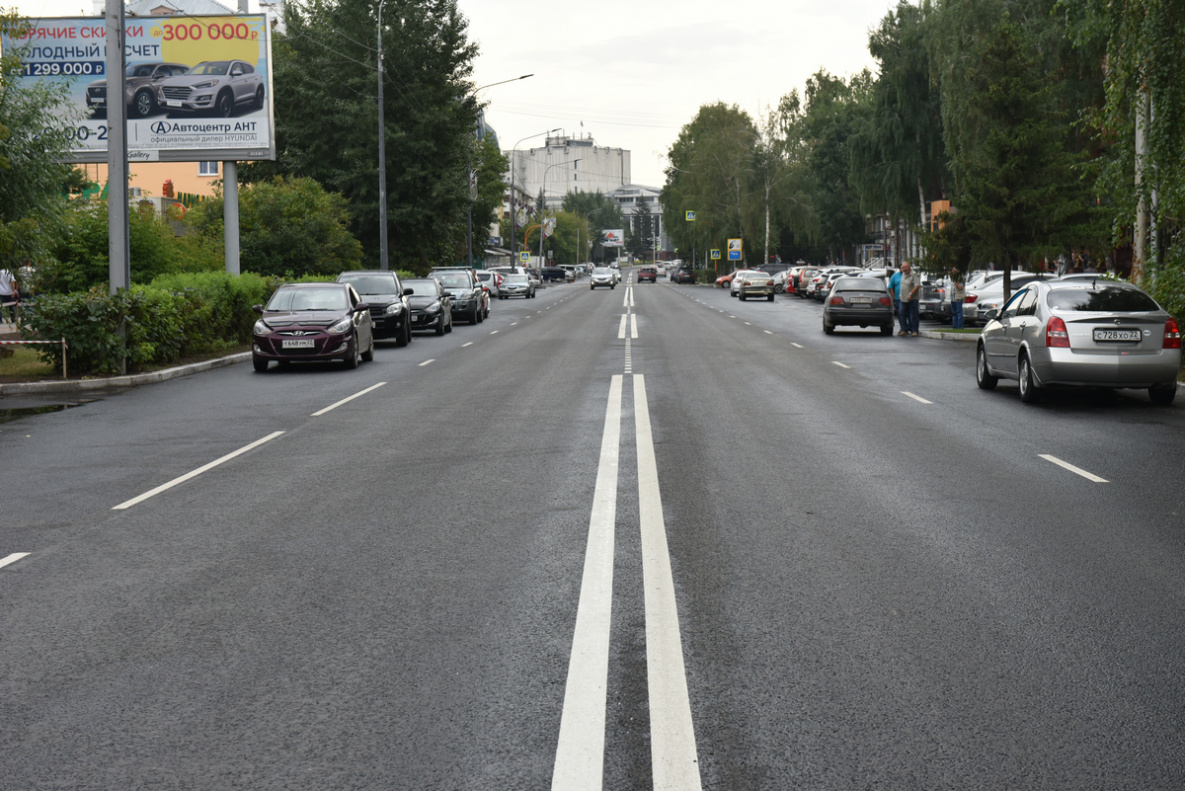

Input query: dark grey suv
[336,271,411,346]
[86,62,190,118]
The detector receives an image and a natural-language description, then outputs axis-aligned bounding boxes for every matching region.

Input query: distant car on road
[402,278,453,335]
[431,268,485,324]
[671,266,696,284]
[736,271,776,301]
[335,270,411,346]
[541,267,567,283]
[638,266,658,283]
[499,273,535,299]
[590,267,616,289]
[822,277,895,335]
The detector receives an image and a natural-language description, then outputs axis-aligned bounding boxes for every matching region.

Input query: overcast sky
[9,0,899,187]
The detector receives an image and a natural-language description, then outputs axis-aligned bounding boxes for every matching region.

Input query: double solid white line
[618,314,638,340]
[552,375,701,790]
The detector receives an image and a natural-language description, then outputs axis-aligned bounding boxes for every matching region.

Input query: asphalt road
[3,273,1184,790]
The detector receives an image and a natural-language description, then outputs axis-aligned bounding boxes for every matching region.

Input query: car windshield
[190,61,229,75]
[339,275,398,295]
[268,286,348,311]
[435,274,469,288]
[1047,286,1159,312]
[403,279,437,295]
[127,64,158,78]
[594,268,612,275]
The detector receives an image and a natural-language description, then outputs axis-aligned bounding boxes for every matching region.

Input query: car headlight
[253,319,270,335]
[193,80,217,89]
[327,317,352,334]
[426,301,442,313]
[384,302,403,316]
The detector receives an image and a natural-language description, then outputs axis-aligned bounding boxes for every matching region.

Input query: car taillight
[1046,316,1070,347]
[965,294,978,304]
[878,296,892,306]
[829,296,844,306]
[1164,319,1181,349]
[766,280,774,286]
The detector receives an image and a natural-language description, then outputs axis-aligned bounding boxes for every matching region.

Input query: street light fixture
[466,74,534,269]
[509,127,562,254]
[538,159,581,266]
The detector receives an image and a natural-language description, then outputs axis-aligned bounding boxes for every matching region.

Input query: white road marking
[631,314,639,339]
[791,342,804,349]
[551,376,622,791]
[744,322,752,326]
[462,342,474,347]
[1039,454,1109,483]
[490,330,499,335]
[511,322,518,326]
[902,391,933,405]
[764,330,773,335]
[832,361,851,369]
[112,432,285,510]
[618,314,628,340]
[419,359,435,367]
[0,553,31,570]
[311,382,387,416]
[623,289,631,308]
[634,375,703,790]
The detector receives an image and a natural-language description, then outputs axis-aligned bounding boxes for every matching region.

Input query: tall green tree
[626,199,654,259]
[246,0,478,272]
[469,133,507,257]
[562,190,624,262]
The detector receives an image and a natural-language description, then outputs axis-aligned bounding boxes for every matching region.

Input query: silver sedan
[976,280,1181,404]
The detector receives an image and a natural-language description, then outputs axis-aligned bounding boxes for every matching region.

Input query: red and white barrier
[0,338,69,379]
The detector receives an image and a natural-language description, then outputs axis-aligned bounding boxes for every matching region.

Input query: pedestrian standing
[0,266,18,325]
[888,267,904,334]
[949,267,966,330]
[898,261,921,337]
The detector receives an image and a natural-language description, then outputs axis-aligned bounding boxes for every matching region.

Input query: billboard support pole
[106,0,129,298]
[221,0,249,276]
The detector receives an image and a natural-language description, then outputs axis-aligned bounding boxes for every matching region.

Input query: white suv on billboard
[160,60,265,117]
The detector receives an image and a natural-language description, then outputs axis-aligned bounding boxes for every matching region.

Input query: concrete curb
[0,352,250,397]
[920,329,981,343]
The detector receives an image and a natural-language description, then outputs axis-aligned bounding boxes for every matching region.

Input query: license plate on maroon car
[281,339,315,349]
[1093,329,1140,342]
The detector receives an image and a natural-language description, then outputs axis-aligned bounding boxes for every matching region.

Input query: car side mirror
[252,304,263,314]
[354,302,370,313]
[403,287,415,296]
[983,308,998,321]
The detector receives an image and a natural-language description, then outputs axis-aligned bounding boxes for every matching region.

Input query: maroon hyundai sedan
[251,283,375,372]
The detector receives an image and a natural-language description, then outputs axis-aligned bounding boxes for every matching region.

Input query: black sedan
[252,283,375,371]
[336,270,411,346]
[822,277,895,335]
[403,278,453,335]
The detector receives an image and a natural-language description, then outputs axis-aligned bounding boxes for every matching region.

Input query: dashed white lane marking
[311,382,387,417]
[623,289,631,308]
[511,323,518,326]
[462,342,474,347]
[551,375,622,790]
[902,391,933,405]
[419,359,435,366]
[631,314,638,339]
[490,330,499,335]
[634,374,703,790]
[764,330,773,335]
[791,342,804,349]
[832,361,851,369]
[744,322,752,326]
[0,553,31,570]
[618,315,628,340]
[1039,454,1109,483]
[112,432,285,510]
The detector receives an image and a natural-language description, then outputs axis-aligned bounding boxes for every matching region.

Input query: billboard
[602,229,624,248]
[0,15,275,163]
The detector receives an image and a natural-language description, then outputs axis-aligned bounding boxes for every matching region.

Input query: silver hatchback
[976,280,1181,404]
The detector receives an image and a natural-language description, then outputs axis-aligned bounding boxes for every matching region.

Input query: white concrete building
[611,184,669,253]
[507,134,630,211]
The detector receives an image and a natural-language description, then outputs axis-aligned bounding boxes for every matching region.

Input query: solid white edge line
[311,381,387,417]
[618,315,628,340]
[634,374,703,790]
[1039,454,1109,483]
[419,359,435,367]
[631,313,638,339]
[112,431,285,510]
[832,361,851,369]
[0,552,31,570]
[551,375,622,791]
[901,391,933,405]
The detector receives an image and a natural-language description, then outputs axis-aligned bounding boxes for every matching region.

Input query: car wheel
[739,293,747,301]
[132,89,155,118]
[610,285,615,289]
[435,317,446,335]
[253,86,265,109]
[344,339,360,369]
[361,332,375,361]
[976,344,998,390]
[471,307,480,325]
[445,314,453,333]
[1149,383,1177,405]
[768,294,775,302]
[395,321,409,347]
[215,90,234,117]
[590,285,595,290]
[823,319,835,335]
[774,283,784,294]
[1017,353,1039,403]
[252,355,269,373]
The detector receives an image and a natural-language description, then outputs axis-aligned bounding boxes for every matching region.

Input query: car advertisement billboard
[0,15,274,163]
[602,229,624,248]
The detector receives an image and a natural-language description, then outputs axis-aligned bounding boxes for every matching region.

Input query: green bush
[148,271,279,353]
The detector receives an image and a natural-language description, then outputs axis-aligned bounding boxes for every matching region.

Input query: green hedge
[20,271,282,376]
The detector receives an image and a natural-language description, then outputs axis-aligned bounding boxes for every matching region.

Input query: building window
[199,161,219,177]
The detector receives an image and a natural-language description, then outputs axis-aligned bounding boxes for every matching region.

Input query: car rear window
[1047,286,1159,312]
[834,278,883,291]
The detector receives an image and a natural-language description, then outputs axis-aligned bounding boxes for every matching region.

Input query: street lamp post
[377,0,388,270]
[509,128,561,255]
[465,75,533,269]
[538,159,581,266]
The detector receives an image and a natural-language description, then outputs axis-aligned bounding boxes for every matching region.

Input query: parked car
[402,278,453,335]
[475,270,502,299]
[430,268,485,324]
[160,59,265,117]
[736,270,776,301]
[590,267,616,289]
[541,267,567,283]
[770,270,792,294]
[729,270,761,297]
[717,270,742,289]
[976,280,1181,404]
[499,273,535,298]
[86,62,190,118]
[671,266,696,284]
[967,274,1055,323]
[920,279,947,319]
[638,266,658,283]
[251,282,374,372]
[822,277,895,335]
[335,270,411,346]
